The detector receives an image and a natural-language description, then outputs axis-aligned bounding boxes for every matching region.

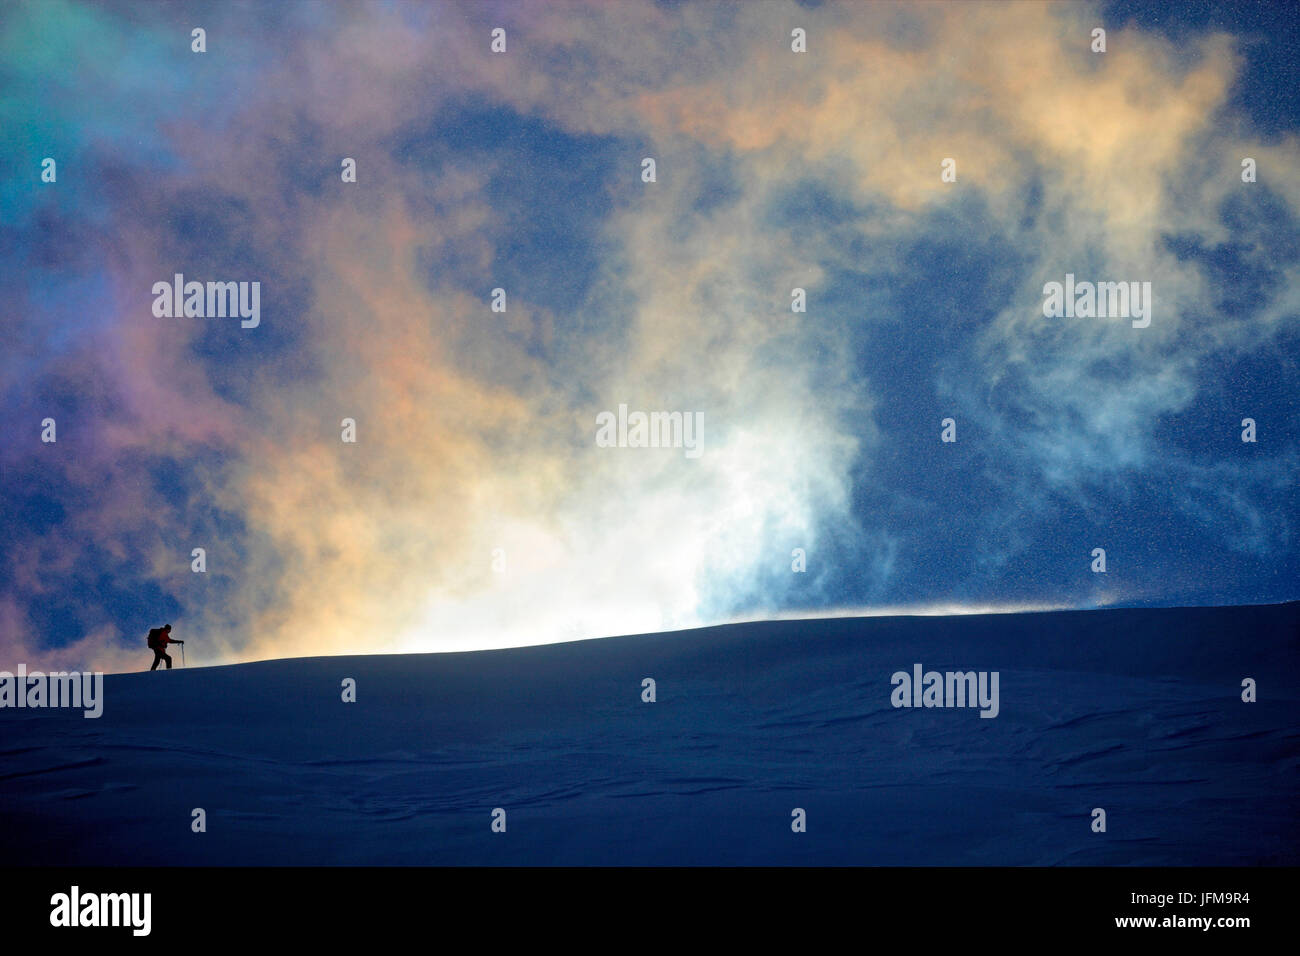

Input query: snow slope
[2,603,1296,865]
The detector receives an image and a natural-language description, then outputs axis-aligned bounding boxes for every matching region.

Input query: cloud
[1,1,1296,671]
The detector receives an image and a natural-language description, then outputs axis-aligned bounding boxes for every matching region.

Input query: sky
[1,0,1297,672]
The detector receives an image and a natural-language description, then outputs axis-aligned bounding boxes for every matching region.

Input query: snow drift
[2,603,1296,865]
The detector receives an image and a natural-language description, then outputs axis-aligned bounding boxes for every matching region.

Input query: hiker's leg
[151,651,162,671]
[162,651,172,669]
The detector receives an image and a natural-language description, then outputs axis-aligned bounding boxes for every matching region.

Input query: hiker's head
[163,624,172,632]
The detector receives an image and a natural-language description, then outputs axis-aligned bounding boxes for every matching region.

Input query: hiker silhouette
[147,624,183,670]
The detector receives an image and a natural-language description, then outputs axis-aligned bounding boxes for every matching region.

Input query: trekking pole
[181,643,186,668]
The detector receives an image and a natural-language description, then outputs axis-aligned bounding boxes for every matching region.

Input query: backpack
[147,628,163,649]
